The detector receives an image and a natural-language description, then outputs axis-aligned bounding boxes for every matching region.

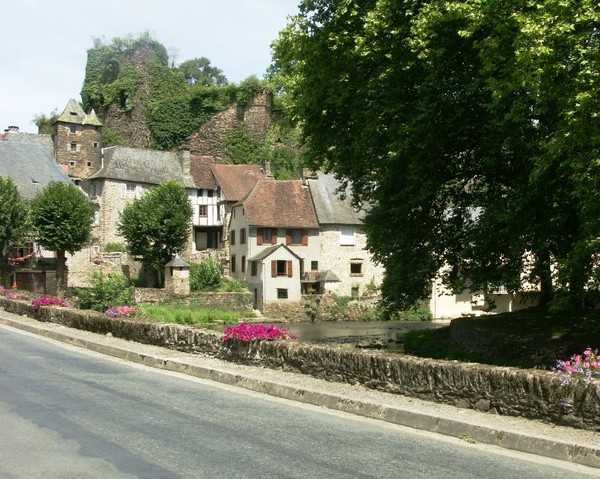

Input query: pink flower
[222,323,296,342]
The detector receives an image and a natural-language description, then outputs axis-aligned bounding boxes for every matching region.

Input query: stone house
[53,99,103,181]
[306,172,385,298]
[82,146,196,252]
[228,179,321,310]
[0,140,75,293]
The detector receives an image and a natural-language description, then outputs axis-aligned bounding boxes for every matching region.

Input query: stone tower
[54,99,103,180]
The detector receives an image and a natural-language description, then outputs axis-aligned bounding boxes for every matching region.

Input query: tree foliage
[30,182,94,297]
[0,177,28,284]
[177,57,228,86]
[117,181,192,287]
[271,0,600,313]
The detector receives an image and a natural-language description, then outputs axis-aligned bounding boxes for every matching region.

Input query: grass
[403,307,600,370]
[139,302,254,326]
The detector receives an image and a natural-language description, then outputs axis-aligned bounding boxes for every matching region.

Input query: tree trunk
[535,248,553,307]
[55,250,68,298]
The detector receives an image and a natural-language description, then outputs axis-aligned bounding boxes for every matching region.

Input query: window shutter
[257,229,263,245]
[302,230,308,246]
[286,230,292,245]
[287,260,293,277]
[272,229,278,244]
[271,260,277,278]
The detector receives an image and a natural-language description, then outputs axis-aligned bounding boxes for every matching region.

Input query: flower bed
[31,295,69,310]
[222,322,296,342]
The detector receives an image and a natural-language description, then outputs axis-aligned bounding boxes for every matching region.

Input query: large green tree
[177,57,228,86]
[117,181,192,287]
[271,0,600,313]
[30,182,94,297]
[0,177,29,285]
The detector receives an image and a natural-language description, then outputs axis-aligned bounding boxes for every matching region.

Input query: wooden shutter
[271,260,277,278]
[302,230,308,246]
[257,229,263,245]
[287,260,293,277]
[286,230,292,245]
[271,229,278,244]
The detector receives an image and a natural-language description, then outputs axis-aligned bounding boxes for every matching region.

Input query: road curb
[1,313,599,470]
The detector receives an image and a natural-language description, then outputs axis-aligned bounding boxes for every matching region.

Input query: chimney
[301,167,318,186]
[262,160,273,178]
[178,150,191,174]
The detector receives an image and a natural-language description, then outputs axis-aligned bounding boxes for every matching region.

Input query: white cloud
[0,0,298,133]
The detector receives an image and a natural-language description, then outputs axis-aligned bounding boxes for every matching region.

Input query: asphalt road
[0,326,597,479]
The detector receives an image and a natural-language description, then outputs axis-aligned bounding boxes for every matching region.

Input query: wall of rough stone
[183,90,273,160]
[319,225,385,297]
[134,288,253,311]
[1,297,597,431]
[54,123,102,179]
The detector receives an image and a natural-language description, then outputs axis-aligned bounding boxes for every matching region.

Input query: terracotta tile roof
[190,156,217,190]
[211,164,265,201]
[242,179,319,228]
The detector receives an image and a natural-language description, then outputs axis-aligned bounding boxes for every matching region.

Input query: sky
[0,0,299,133]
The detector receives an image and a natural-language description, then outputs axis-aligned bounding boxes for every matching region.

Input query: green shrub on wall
[74,271,134,312]
[190,259,223,291]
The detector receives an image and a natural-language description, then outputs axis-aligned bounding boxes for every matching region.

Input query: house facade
[228,179,320,310]
[307,173,385,298]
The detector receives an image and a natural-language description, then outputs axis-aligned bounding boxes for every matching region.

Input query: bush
[190,259,223,291]
[219,278,247,292]
[103,242,127,253]
[75,272,134,312]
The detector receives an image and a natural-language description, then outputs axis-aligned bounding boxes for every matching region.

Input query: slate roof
[55,99,103,126]
[190,156,217,190]
[211,164,265,202]
[0,141,72,199]
[307,173,364,225]
[88,147,195,188]
[249,243,302,262]
[241,179,319,228]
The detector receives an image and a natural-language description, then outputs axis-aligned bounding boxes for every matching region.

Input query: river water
[208,320,450,350]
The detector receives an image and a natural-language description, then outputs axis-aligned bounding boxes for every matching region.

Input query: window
[311,261,319,271]
[231,255,236,273]
[230,230,236,245]
[240,228,246,244]
[70,142,77,152]
[286,229,308,246]
[126,184,136,199]
[68,161,76,168]
[271,260,293,277]
[207,190,213,198]
[198,205,207,217]
[350,260,363,276]
[86,161,92,167]
[251,261,257,276]
[241,256,246,273]
[340,226,355,246]
[277,289,289,299]
[257,228,277,245]
[93,142,99,148]
[351,286,360,298]
[69,125,77,133]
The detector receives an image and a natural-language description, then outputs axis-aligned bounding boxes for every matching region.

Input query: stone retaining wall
[1,297,598,431]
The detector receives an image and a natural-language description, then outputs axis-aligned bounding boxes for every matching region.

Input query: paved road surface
[1,325,598,478]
